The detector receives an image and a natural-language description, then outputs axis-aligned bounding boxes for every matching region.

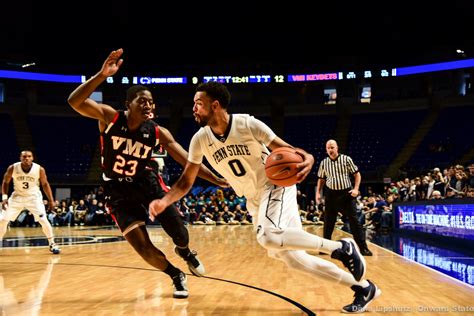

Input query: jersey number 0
[228,159,246,177]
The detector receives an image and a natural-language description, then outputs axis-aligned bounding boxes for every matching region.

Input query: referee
[316,139,372,256]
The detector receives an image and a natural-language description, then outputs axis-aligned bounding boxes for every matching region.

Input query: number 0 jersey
[188,114,276,199]
[100,111,159,180]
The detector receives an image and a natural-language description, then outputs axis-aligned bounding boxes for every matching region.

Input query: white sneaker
[172,272,189,298]
[175,247,206,277]
[49,243,61,254]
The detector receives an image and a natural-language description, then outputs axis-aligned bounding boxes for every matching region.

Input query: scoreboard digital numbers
[200,74,285,84]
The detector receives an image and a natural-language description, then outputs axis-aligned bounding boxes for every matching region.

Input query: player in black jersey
[67,48,227,299]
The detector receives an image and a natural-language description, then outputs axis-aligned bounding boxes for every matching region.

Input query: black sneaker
[175,247,206,277]
[342,280,381,313]
[172,271,189,299]
[331,238,366,281]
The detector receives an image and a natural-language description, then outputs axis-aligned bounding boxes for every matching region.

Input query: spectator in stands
[74,199,88,225]
[380,194,394,231]
[14,210,31,227]
[425,175,436,199]
[316,139,372,256]
[94,200,107,225]
[408,179,417,201]
[148,81,381,313]
[58,200,73,226]
[397,179,409,201]
[468,164,474,189]
[85,198,98,225]
[445,166,457,196]
[431,190,443,199]
[222,205,239,225]
[414,177,426,200]
[432,168,446,196]
[234,204,252,224]
[466,188,474,198]
[446,166,468,198]
[67,48,228,298]
[196,206,215,225]
[360,196,383,230]
[47,199,60,226]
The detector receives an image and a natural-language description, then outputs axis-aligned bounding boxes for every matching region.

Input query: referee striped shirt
[317,154,359,190]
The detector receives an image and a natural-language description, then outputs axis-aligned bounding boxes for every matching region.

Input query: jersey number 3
[113,155,138,176]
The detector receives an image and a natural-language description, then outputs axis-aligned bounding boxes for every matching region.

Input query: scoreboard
[1,58,473,84]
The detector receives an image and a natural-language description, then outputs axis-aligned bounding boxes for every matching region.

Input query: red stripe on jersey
[99,135,104,153]
[157,173,169,192]
[111,112,120,123]
[155,125,160,140]
[106,203,118,225]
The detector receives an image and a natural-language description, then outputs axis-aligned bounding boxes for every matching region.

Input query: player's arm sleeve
[248,116,276,146]
[188,133,204,165]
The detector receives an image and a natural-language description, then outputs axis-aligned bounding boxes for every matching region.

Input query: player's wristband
[2,194,8,201]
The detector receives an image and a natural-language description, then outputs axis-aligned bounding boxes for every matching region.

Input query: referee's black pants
[323,187,367,249]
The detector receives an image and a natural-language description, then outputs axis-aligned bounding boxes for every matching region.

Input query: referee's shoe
[331,238,366,281]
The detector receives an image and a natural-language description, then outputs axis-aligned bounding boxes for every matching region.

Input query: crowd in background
[8,163,474,235]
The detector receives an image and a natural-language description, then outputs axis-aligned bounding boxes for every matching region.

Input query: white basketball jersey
[188,114,276,199]
[12,162,42,198]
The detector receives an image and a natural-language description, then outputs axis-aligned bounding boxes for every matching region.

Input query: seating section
[21,104,472,185]
[284,114,337,178]
[408,105,474,170]
[28,115,98,182]
[0,113,19,172]
[284,114,337,161]
[347,109,427,172]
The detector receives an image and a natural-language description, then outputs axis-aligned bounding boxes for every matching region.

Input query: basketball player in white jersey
[149,82,381,313]
[1,150,60,254]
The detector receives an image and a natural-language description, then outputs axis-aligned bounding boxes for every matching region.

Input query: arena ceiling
[2,1,474,75]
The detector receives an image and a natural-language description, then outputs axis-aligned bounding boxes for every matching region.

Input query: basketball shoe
[175,247,206,277]
[342,280,381,313]
[172,271,189,299]
[331,238,366,281]
[49,243,61,254]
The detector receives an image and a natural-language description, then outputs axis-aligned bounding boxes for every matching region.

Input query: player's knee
[256,225,284,249]
[37,215,50,226]
[170,223,189,247]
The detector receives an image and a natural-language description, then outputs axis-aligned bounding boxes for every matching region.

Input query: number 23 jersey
[100,111,159,180]
[188,114,276,198]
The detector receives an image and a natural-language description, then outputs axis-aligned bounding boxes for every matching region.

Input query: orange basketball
[265,147,303,187]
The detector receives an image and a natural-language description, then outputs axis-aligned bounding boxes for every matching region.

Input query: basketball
[265,147,303,187]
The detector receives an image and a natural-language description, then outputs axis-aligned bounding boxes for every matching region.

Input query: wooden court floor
[1,224,473,315]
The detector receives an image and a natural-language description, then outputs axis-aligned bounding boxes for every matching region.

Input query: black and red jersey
[100,111,159,180]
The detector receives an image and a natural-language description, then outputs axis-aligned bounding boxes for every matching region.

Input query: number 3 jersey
[188,114,276,199]
[11,162,42,198]
[100,111,159,180]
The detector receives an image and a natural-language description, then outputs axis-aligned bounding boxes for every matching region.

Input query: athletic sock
[163,263,182,278]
